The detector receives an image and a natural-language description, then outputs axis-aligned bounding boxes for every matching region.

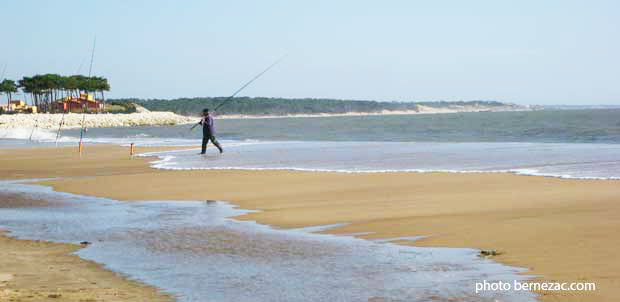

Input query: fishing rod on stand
[55,113,65,145]
[0,64,6,81]
[54,55,86,145]
[29,114,39,141]
[78,103,87,154]
[78,36,96,154]
[190,54,286,131]
[25,91,40,141]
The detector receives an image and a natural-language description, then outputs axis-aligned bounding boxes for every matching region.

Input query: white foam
[0,127,60,141]
[509,169,620,180]
[144,164,620,180]
[137,141,620,180]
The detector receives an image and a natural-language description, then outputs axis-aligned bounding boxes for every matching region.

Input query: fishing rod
[0,64,6,81]
[214,55,286,111]
[1,63,6,111]
[78,36,97,150]
[55,44,91,144]
[29,114,39,141]
[25,90,40,142]
[88,37,96,77]
[76,55,87,74]
[1,63,6,110]
[55,113,65,144]
[191,55,286,131]
[79,104,87,142]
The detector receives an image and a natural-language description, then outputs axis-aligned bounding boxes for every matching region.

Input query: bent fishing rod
[191,55,286,131]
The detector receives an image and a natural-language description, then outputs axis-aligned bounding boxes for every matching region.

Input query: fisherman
[197,108,223,154]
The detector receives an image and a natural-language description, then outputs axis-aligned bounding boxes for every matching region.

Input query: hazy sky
[1,0,619,105]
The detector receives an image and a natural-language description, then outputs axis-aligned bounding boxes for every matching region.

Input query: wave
[0,127,196,146]
[0,127,67,141]
[139,153,620,181]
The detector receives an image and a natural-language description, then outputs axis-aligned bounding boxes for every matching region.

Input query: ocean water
[3,109,620,179]
[0,181,535,302]
[60,109,620,143]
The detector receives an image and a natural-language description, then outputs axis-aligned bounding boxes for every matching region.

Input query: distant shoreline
[0,106,537,130]
[214,107,536,119]
[2,105,616,130]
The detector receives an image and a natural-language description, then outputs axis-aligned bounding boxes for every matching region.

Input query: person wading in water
[197,108,223,154]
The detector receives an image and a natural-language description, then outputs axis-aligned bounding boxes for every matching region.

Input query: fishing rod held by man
[214,54,287,112]
[189,54,286,153]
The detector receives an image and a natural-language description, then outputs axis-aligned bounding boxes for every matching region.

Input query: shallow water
[0,180,536,302]
[142,141,620,179]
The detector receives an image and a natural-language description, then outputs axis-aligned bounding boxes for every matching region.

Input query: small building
[54,93,103,112]
[1,100,37,113]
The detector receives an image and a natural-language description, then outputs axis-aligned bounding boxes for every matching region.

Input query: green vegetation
[1,74,110,112]
[0,79,18,108]
[3,72,510,116]
[108,97,507,116]
[105,101,137,113]
[103,104,127,113]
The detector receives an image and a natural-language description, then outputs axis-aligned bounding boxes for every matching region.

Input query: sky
[1,0,619,105]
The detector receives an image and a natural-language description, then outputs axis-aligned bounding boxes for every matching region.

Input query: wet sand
[3,194,527,302]
[0,229,170,302]
[0,146,177,302]
[1,145,619,301]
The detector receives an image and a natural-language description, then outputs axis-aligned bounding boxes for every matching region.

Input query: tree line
[109,97,507,116]
[110,97,421,116]
[0,74,109,112]
[0,79,18,107]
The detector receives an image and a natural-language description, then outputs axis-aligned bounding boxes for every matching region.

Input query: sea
[6,108,619,179]
[1,108,618,301]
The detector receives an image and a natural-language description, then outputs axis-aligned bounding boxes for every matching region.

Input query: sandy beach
[1,145,619,301]
[0,228,170,302]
